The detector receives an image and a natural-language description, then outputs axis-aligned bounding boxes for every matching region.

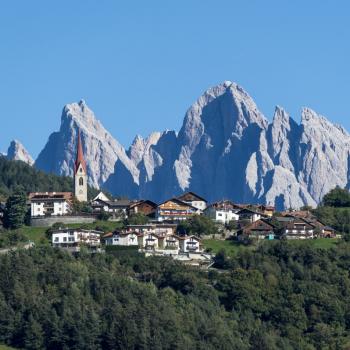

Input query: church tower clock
[74,129,88,202]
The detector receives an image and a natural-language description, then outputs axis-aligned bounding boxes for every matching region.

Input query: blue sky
[0,0,349,158]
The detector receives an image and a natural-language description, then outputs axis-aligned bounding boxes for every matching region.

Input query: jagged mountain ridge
[34,82,350,209]
[35,100,139,189]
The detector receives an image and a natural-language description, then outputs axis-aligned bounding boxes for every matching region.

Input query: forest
[2,157,350,349]
[0,156,98,201]
[0,240,350,349]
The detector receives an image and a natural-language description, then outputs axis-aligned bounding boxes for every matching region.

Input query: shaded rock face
[34,83,350,209]
[6,140,34,165]
[35,100,139,189]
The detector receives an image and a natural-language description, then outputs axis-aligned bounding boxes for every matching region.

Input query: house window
[79,177,84,186]
[63,237,67,242]
[80,168,83,173]
[54,237,59,242]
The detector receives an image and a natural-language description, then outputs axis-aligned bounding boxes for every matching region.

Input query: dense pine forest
[0,242,350,349]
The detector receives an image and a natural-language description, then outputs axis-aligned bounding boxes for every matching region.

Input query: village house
[155,198,197,222]
[52,228,102,252]
[238,219,275,240]
[137,232,160,250]
[204,200,242,224]
[178,235,203,253]
[128,200,158,217]
[137,232,202,254]
[320,226,336,238]
[256,204,275,217]
[162,234,181,251]
[92,192,110,202]
[176,192,207,212]
[91,197,131,217]
[276,217,315,239]
[237,208,265,223]
[296,217,336,238]
[282,212,336,238]
[125,223,177,236]
[103,231,138,246]
[29,192,73,217]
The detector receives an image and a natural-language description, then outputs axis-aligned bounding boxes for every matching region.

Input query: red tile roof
[75,129,87,173]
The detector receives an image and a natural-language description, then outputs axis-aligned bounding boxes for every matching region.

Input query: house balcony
[187,246,199,251]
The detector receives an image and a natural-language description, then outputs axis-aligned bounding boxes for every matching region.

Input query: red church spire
[75,129,87,173]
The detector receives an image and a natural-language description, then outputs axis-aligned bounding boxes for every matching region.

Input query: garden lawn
[203,239,251,256]
[18,226,48,245]
[287,237,340,249]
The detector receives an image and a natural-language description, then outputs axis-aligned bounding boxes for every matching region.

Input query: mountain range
[4,81,350,210]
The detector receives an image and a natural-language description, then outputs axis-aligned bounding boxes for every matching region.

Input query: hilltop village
[0,131,337,265]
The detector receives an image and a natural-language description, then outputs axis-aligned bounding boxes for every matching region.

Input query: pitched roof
[207,200,244,210]
[283,217,315,230]
[129,199,158,209]
[177,192,207,203]
[28,192,73,201]
[92,198,131,208]
[158,198,197,210]
[237,208,265,216]
[92,192,110,202]
[177,235,202,241]
[75,129,87,173]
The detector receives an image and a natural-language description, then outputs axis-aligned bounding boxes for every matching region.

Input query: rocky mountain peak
[36,100,139,189]
[273,105,290,123]
[128,132,162,166]
[32,81,350,210]
[6,140,34,165]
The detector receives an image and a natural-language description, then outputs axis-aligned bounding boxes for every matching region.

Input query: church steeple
[74,129,88,202]
[75,129,86,174]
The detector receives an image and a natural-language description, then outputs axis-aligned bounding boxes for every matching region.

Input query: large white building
[29,192,73,217]
[52,228,102,252]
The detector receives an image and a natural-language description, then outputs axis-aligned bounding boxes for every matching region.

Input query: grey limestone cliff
[34,83,350,209]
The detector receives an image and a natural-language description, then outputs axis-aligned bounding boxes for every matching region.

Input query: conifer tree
[4,187,28,229]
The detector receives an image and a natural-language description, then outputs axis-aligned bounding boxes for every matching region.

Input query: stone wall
[31,216,96,227]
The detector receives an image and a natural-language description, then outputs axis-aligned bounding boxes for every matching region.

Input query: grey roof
[93,198,131,208]
[275,216,295,222]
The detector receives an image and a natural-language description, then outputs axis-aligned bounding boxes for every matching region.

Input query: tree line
[1,241,350,349]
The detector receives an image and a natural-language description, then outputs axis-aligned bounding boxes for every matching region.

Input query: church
[74,130,88,202]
